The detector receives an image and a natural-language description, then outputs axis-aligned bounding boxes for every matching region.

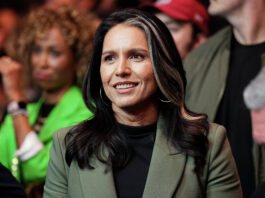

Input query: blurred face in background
[31,27,76,93]
[155,12,195,59]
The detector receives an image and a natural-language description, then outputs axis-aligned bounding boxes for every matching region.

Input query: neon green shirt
[0,86,93,184]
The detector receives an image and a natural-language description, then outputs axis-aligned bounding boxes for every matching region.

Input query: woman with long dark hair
[44,9,242,198]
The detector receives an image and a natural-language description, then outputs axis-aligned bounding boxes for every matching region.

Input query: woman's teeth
[115,83,136,89]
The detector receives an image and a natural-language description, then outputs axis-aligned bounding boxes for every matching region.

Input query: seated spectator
[140,0,209,59]
[184,0,265,196]
[0,6,95,197]
[44,8,242,198]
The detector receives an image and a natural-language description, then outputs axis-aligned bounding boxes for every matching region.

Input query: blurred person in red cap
[141,0,209,59]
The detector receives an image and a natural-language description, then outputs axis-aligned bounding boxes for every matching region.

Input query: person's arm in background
[0,56,43,161]
[251,108,265,145]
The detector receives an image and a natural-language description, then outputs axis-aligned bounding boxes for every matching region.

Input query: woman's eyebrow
[128,48,148,53]
[102,50,114,55]
[102,48,148,55]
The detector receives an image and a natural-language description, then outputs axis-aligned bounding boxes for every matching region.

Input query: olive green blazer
[44,116,242,198]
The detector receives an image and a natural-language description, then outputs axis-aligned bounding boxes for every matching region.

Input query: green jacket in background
[0,86,93,184]
[44,114,242,198]
[184,27,265,186]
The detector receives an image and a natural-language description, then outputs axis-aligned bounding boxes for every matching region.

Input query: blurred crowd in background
[0,0,226,124]
[0,0,264,198]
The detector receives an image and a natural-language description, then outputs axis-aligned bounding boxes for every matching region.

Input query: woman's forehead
[103,24,148,50]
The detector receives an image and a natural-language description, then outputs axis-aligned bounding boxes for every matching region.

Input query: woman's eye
[167,24,182,33]
[130,54,144,61]
[104,55,115,63]
[169,27,180,32]
[50,50,61,57]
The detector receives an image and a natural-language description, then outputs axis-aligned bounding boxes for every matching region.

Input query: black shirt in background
[0,163,27,198]
[33,103,54,134]
[113,123,156,198]
[215,35,265,198]
[253,181,265,198]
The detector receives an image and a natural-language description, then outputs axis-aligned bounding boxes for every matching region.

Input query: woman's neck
[42,84,72,104]
[228,0,265,45]
[113,101,159,127]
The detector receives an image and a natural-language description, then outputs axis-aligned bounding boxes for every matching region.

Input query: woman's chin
[112,101,138,110]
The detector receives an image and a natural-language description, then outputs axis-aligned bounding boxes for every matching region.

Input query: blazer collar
[78,159,117,198]
[78,113,187,198]
[142,113,187,198]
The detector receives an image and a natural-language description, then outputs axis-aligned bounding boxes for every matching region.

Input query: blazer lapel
[77,114,186,198]
[78,159,117,198]
[143,115,187,198]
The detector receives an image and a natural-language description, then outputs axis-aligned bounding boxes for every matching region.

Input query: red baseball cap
[140,0,209,35]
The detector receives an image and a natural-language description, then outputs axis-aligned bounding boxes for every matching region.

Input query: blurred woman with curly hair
[0,6,96,197]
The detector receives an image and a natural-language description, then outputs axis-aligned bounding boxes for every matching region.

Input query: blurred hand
[251,107,265,145]
[0,56,25,102]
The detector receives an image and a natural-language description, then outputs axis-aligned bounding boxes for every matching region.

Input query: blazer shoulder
[204,123,243,197]
[53,126,73,139]
[207,123,227,144]
[53,125,76,148]
[206,122,231,165]
[184,27,232,63]
[183,27,232,84]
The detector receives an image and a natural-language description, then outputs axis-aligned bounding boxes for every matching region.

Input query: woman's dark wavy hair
[65,8,209,172]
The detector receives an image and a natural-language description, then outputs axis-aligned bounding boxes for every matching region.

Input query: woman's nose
[115,57,131,77]
[38,53,49,68]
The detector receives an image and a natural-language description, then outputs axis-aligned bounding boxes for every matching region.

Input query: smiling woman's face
[100,24,157,112]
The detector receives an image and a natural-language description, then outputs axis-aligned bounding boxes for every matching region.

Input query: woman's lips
[35,72,50,79]
[113,82,138,94]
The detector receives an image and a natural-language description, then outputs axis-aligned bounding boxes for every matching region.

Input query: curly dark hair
[18,6,97,86]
